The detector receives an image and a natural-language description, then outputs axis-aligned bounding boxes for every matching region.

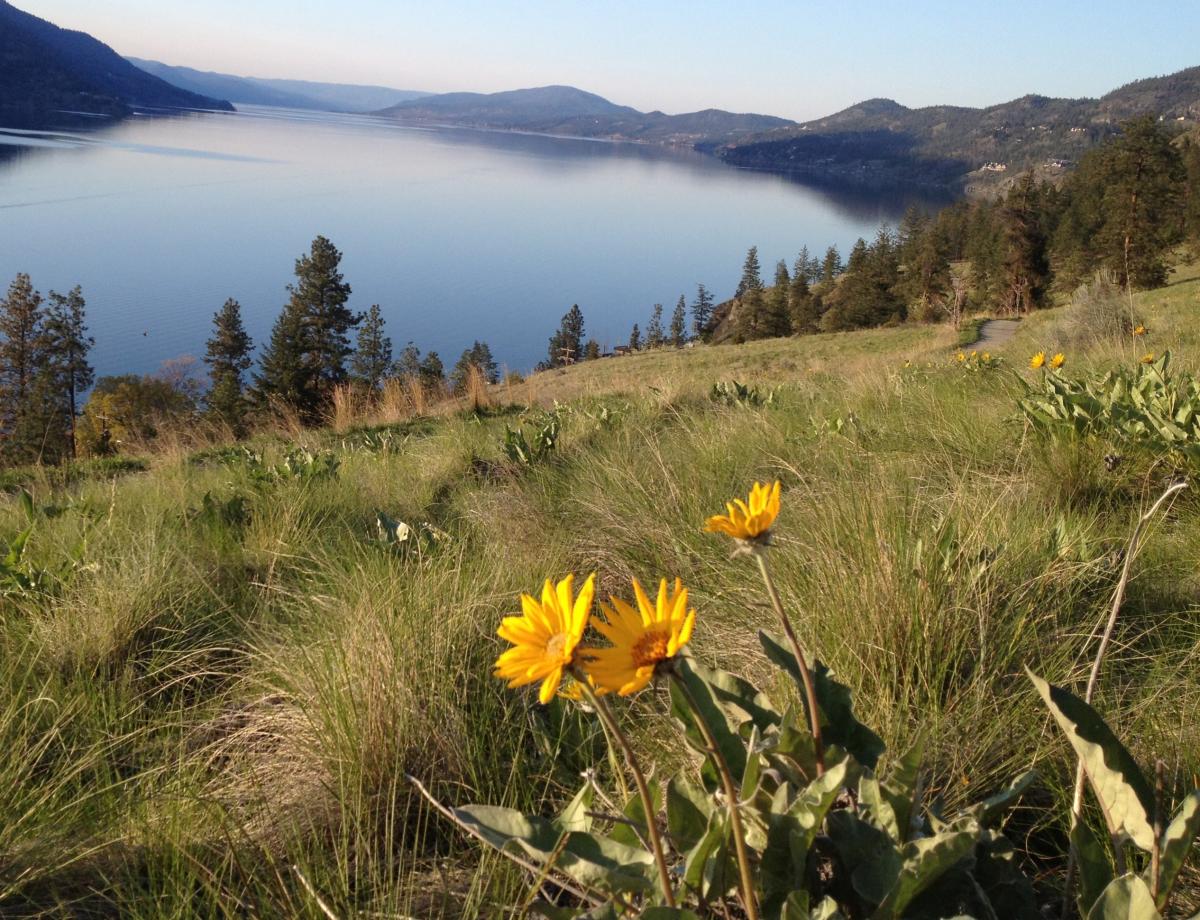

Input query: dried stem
[755,551,826,776]
[578,682,677,908]
[1061,480,1186,917]
[670,671,759,920]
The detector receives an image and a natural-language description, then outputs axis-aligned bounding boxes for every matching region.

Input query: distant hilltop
[373,84,794,147]
[373,70,1200,194]
[717,66,1200,193]
[0,0,232,129]
[125,60,430,114]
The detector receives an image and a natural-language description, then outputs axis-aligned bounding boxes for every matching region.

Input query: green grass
[3,267,1200,916]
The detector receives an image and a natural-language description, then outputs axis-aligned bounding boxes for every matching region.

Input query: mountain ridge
[126,59,429,113]
[0,0,232,128]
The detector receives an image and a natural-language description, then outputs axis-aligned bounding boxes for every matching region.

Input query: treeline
[0,236,501,464]
[716,116,1200,342]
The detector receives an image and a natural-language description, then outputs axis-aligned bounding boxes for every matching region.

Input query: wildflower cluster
[954,348,1001,371]
[415,477,1200,919]
[1030,350,1065,370]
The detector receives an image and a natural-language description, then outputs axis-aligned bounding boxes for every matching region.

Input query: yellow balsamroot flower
[1133,324,1147,336]
[705,480,781,544]
[1030,352,1046,369]
[494,573,594,704]
[982,352,991,361]
[1050,352,1065,370]
[586,578,696,696]
[956,352,966,363]
[1141,352,1156,364]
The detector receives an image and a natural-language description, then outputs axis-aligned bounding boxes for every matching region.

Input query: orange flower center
[631,630,670,668]
[545,632,569,661]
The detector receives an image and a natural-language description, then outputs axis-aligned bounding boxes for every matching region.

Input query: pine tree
[253,299,308,412]
[0,273,46,462]
[547,304,585,366]
[735,246,763,298]
[393,342,422,379]
[204,298,253,434]
[762,260,792,337]
[999,174,1049,315]
[669,295,688,346]
[734,288,764,342]
[628,324,641,350]
[820,246,842,285]
[691,283,714,341]
[349,304,393,390]
[788,272,820,334]
[583,339,601,360]
[419,351,444,391]
[41,285,93,458]
[645,304,665,347]
[255,236,358,421]
[450,340,499,393]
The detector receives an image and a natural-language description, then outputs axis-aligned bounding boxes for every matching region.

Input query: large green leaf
[670,657,748,789]
[1027,671,1155,850]
[452,804,654,894]
[826,810,902,906]
[1085,874,1161,920]
[608,775,661,848]
[1151,790,1200,910]
[880,736,925,843]
[871,828,978,918]
[557,781,594,833]
[760,631,885,769]
[666,774,712,853]
[762,762,848,903]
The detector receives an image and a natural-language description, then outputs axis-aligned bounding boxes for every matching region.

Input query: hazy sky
[21,0,1200,120]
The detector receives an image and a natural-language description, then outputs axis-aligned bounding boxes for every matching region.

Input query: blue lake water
[0,106,952,379]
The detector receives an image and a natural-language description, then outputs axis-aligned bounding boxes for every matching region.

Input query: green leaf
[808,896,846,919]
[608,775,661,848]
[557,781,594,833]
[826,810,901,906]
[1152,790,1200,910]
[452,804,654,894]
[880,735,925,843]
[1027,670,1155,850]
[972,770,1037,828]
[1085,874,1161,920]
[762,761,848,900]
[641,909,703,919]
[666,775,712,853]
[1073,817,1116,916]
[760,631,885,769]
[682,812,736,900]
[670,658,748,789]
[779,890,809,919]
[871,828,978,919]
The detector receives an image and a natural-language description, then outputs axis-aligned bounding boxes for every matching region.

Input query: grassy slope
[3,269,1200,916]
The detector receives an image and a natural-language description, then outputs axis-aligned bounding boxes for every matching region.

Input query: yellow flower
[982,352,991,361]
[1030,352,1046,369]
[1133,324,1147,336]
[956,352,966,363]
[704,480,781,544]
[970,350,978,358]
[494,573,594,704]
[585,578,696,696]
[1141,352,1155,364]
[1050,353,1065,369]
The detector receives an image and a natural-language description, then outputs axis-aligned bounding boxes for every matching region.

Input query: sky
[20,0,1200,121]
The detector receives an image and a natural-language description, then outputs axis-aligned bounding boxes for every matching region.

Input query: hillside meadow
[3,266,1200,917]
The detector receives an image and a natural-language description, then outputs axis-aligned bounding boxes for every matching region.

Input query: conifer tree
[204,298,253,434]
[691,283,714,341]
[669,295,688,346]
[763,260,792,337]
[450,340,499,393]
[628,324,641,350]
[645,303,665,347]
[999,174,1049,315]
[350,304,393,390]
[419,351,444,391]
[788,271,820,334]
[393,342,422,379]
[255,236,357,421]
[820,246,843,285]
[0,273,46,461]
[547,304,585,366]
[735,246,763,298]
[583,339,601,360]
[41,285,93,458]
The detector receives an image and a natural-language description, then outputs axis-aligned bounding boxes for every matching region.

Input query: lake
[0,106,952,379]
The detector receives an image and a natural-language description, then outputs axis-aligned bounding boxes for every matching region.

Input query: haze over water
[0,106,951,379]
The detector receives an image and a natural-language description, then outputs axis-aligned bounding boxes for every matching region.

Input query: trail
[973,319,1021,350]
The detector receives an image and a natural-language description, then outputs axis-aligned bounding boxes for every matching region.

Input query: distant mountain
[717,66,1200,193]
[0,0,231,129]
[127,59,429,113]
[375,85,794,146]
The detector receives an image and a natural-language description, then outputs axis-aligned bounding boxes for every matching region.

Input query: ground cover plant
[1,266,1199,917]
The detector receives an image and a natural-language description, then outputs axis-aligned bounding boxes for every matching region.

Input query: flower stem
[670,671,759,920]
[578,681,676,908]
[755,551,826,777]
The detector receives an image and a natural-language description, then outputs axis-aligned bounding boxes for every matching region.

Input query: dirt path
[973,319,1021,351]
